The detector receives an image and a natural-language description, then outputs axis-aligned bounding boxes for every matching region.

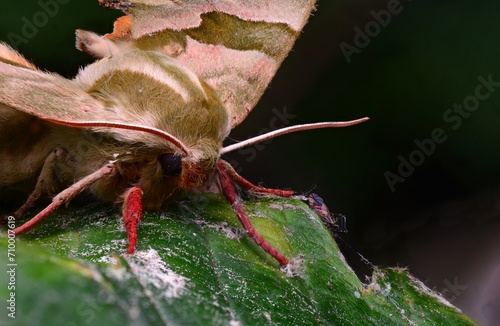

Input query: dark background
[2,1,500,324]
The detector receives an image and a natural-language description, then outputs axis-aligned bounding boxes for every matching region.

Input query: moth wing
[0,43,38,70]
[0,59,121,125]
[94,0,317,128]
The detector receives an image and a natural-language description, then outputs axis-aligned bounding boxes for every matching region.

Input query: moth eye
[159,153,182,177]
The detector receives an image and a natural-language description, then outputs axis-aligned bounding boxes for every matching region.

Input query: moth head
[118,148,219,209]
[155,146,219,193]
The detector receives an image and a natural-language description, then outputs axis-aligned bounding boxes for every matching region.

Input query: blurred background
[1,1,499,324]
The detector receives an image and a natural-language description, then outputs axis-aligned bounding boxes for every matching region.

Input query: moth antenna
[221,117,369,154]
[45,119,190,155]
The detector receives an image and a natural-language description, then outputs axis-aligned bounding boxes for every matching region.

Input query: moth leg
[11,147,72,219]
[122,186,144,254]
[217,160,295,197]
[13,164,116,235]
[216,161,289,266]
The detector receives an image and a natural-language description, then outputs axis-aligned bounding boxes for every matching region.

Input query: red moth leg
[217,160,295,197]
[122,186,144,254]
[216,161,289,266]
[13,164,116,234]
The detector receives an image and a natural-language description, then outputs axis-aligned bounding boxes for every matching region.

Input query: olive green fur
[135,12,297,60]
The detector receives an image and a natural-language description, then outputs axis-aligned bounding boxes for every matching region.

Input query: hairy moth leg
[11,147,74,219]
[122,186,144,254]
[217,160,295,197]
[13,164,116,234]
[216,161,289,266]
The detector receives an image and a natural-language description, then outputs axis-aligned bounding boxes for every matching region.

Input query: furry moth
[0,0,368,267]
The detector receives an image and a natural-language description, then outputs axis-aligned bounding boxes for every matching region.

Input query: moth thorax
[179,158,215,190]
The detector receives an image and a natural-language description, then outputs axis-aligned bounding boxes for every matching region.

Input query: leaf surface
[0,194,476,325]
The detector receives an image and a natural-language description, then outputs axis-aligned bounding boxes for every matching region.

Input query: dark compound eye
[159,153,182,177]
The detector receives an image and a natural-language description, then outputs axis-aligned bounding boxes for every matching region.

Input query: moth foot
[280,255,305,278]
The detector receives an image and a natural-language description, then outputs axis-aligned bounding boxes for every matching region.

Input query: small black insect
[307,193,374,281]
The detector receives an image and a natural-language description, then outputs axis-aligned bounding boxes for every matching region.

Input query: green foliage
[0,194,476,325]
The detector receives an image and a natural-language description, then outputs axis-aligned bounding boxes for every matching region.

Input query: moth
[0,0,368,266]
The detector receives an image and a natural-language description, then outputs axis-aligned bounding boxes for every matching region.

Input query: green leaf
[0,194,476,325]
